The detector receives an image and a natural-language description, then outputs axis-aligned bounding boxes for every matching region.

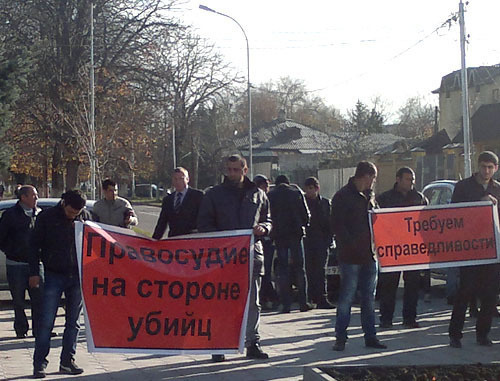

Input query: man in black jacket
[331,161,386,351]
[303,177,335,309]
[449,151,500,348]
[197,154,271,362]
[29,190,92,378]
[268,175,313,313]
[0,185,42,338]
[153,167,204,239]
[376,167,428,329]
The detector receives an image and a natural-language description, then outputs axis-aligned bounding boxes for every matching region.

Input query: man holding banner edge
[197,154,272,362]
[448,151,500,348]
[376,167,428,329]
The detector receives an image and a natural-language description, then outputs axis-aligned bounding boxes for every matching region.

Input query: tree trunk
[51,142,64,197]
[65,159,79,190]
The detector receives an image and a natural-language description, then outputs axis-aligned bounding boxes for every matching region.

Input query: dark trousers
[7,263,43,337]
[276,237,308,308]
[304,237,329,304]
[379,270,420,324]
[259,239,277,303]
[449,264,499,340]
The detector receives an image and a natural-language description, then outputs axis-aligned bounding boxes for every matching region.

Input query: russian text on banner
[369,201,500,273]
[75,221,254,355]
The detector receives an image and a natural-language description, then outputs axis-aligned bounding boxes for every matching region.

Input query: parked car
[133,184,165,198]
[0,198,95,289]
[422,180,457,207]
[422,180,458,290]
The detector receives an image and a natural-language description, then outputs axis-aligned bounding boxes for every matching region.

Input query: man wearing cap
[268,174,314,313]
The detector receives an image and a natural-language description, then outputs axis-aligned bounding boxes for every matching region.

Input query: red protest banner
[75,221,253,354]
[370,201,500,273]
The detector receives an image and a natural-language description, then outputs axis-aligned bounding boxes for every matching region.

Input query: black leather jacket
[268,183,310,243]
[29,202,92,277]
[377,184,428,208]
[0,202,39,263]
[331,177,377,264]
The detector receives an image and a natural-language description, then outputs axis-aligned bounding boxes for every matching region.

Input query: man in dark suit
[152,167,204,239]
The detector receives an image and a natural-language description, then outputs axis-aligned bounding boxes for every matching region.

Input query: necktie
[174,192,182,212]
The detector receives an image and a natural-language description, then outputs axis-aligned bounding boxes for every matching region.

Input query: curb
[303,367,337,381]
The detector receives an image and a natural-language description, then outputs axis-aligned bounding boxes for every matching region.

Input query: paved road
[133,204,161,236]
[2,289,500,380]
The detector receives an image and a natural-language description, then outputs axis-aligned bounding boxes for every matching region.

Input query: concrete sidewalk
[1,290,500,380]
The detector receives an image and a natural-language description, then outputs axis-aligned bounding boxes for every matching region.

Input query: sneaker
[477,337,493,346]
[379,321,392,329]
[211,354,225,362]
[365,338,387,349]
[16,332,28,339]
[449,337,462,348]
[299,303,315,312]
[332,339,346,351]
[246,343,269,359]
[59,359,84,375]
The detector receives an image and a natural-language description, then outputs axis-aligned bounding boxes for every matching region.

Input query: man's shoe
[332,340,346,351]
[16,332,27,339]
[299,303,315,312]
[403,320,420,328]
[379,321,392,329]
[477,337,493,346]
[33,367,46,379]
[211,354,225,362]
[59,359,84,375]
[246,343,269,359]
[317,301,335,309]
[449,337,462,348]
[281,305,291,313]
[365,338,387,349]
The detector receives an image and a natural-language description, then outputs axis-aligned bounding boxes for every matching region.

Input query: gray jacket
[93,197,138,228]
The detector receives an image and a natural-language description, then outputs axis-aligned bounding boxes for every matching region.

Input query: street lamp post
[199,5,253,179]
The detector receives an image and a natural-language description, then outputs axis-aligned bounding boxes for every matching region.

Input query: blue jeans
[276,237,308,307]
[33,271,83,368]
[7,263,44,337]
[335,260,378,341]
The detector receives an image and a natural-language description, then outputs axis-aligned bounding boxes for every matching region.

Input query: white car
[0,198,95,289]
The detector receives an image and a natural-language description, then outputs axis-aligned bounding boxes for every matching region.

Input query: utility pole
[459,0,472,177]
[90,1,97,199]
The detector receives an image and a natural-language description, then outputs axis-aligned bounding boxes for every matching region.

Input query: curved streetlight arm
[199,4,253,179]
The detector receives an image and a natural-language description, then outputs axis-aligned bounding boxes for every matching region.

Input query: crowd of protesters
[1,151,500,377]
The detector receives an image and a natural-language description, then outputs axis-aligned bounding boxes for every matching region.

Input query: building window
[493,88,499,102]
